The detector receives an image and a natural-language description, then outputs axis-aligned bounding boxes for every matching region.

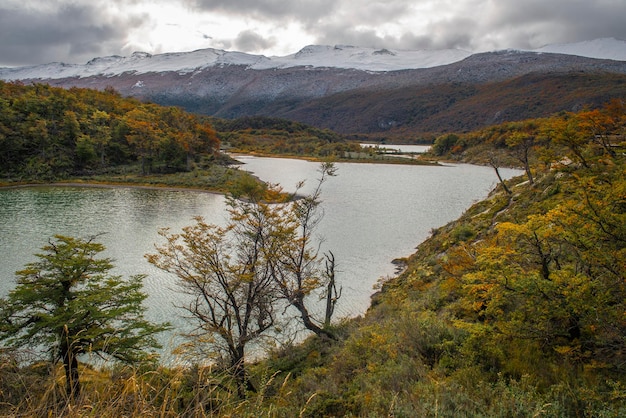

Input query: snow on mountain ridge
[0,45,471,80]
[1,38,624,81]
[261,44,472,71]
[532,37,626,61]
[0,48,267,80]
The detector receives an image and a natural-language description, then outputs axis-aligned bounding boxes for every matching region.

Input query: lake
[0,157,520,355]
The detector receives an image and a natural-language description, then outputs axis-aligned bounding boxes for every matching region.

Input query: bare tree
[487,152,512,195]
[506,129,536,185]
[323,251,342,328]
[147,213,278,399]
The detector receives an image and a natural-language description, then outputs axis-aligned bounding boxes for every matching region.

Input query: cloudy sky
[2,0,626,67]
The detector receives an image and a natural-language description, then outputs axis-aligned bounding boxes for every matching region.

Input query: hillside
[37,53,626,141]
[284,71,626,138]
[0,81,320,197]
[208,115,362,157]
[0,82,224,182]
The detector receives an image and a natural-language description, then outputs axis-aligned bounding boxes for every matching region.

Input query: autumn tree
[504,121,539,185]
[124,107,163,174]
[147,163,342,396]
[576,99,626,157]
[0,235,168,400]
[432,133,460,156]
[86,109,112,167]
[458,149,626,371]
[147,213,279,399]
[543,114,591,168]
[0,81,226,179]
[160,107,220,171]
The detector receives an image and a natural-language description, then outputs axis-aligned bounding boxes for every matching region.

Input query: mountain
[2,38,624,78]
[0,45,473,78]
[2,38,626,138]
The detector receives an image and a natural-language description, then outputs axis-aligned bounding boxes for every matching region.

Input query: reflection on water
[0,158,521,357]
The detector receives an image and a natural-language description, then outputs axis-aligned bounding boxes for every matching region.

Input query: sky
[1,0,626,68]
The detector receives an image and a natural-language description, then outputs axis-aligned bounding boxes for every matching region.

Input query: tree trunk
[488,155,512,195]
[524,161,534,185]
[231,346,254,399]
[324,251,341,328]
[492,164,511,195]
[186,152,192,171]
[293,297,337,341]
[61,345,80,399]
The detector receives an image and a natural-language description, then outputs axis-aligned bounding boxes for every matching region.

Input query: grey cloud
[473,0,626,49]
[233,30,276,51]
[190,0,626,53]
[3,0,626,67]
[305,0,626,52]
[299,2,482,51]
[312,25,388,49]
[310,21,474,52]
[0,2,147,66]
[308,7,477,52]
[347,1,413,26]
[415,17,477,50]
[186,0,337,23]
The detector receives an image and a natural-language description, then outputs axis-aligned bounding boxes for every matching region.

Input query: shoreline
[0,181,225,195]
[0,154,444,193]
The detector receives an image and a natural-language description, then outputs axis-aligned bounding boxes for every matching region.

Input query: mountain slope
[286,71,626,135]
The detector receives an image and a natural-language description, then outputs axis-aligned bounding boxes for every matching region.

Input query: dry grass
[0,353,303,418]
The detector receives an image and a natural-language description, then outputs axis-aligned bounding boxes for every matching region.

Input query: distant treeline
[0,81,220,180]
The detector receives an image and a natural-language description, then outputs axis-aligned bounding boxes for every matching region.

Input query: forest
[0,82,222,179]
[0,83,625,416]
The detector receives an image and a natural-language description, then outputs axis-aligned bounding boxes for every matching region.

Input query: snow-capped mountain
[262,45,472,72]
[0,45,472,80]
[1,38,625,137]
[1,38,624,81]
